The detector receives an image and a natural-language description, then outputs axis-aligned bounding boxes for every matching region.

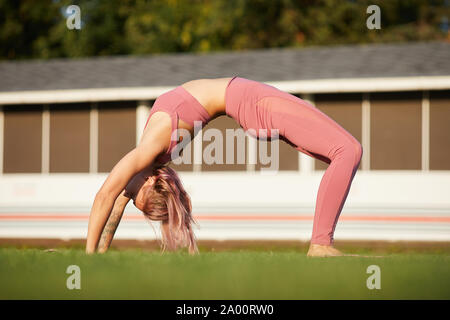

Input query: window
[430,90,450,170]
[98,101,136,173]
[3,105,42,173]
[49,103,90,173]
[370,92,422,170]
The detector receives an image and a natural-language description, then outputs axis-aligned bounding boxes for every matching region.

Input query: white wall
[1,172,449,241]
[1,171,449,214]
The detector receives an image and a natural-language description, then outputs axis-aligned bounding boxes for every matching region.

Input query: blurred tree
[0,0,60,59]
[0,0,449,60]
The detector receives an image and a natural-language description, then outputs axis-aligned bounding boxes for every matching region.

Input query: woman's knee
[332,138,362,168]
[345,138,362,169]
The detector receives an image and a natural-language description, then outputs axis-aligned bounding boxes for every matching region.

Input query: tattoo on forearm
[98,209,123,251]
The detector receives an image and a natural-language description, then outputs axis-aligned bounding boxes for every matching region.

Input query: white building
[0,42,449,241]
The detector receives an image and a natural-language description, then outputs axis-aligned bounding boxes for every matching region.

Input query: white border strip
[299,94,315,173]
[246,134,257,171]
[422,91,430,171]
[0,105,3,175]
[41,105,50,174]
[89,104,98,174]
[0,86,173,104]
[362,93,371,171]
[270,76,450,94]
[193,127,203,172]
[1,76,449,105]
[136,101,150,146]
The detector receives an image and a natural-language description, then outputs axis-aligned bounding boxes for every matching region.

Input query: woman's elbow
[94,190,109,202]
[92,190,115,209]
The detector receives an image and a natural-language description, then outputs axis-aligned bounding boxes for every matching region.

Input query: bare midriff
[181,77,233,119]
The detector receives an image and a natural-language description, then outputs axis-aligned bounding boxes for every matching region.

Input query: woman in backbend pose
[86,77,362,257]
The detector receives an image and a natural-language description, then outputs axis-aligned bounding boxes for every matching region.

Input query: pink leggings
[273,97,362,245]
[226,78,363,245]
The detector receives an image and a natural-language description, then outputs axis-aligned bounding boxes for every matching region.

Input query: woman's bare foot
[307,244,344,257]
[307,244,385,258]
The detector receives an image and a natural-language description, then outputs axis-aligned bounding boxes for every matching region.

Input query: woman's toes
[307,244,344,257]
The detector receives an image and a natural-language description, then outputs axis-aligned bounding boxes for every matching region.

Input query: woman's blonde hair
[140,165,198,254]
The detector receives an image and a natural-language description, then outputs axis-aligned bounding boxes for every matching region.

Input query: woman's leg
[260,96,363,246]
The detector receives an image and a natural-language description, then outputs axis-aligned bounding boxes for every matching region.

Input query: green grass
[0,247,449,299]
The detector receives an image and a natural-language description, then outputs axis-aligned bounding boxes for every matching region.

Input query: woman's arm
[97,190,130,253]
[86,149,154,253]
[86,113,172,254]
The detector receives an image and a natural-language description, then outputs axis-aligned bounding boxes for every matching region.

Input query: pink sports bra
[143,85,212,164]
